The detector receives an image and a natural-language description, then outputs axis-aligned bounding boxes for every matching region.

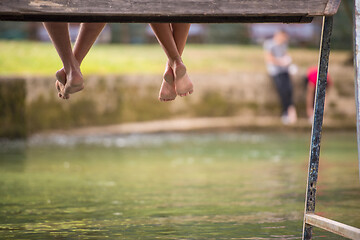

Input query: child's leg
[171,23,190,56]
[158,23,191,101]
[150,23,181,63]
[150,23,177,101]
[56,23,106,98]
[150,23,193,98]
[74,23,106,64]
[162,24,190,79]
[150,24,176,101]
[169,23,193,96]
[43,22,83,99]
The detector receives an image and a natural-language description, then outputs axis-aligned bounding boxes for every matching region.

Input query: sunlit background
[0,1,359,239]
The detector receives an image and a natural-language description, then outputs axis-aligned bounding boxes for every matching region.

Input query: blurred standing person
[264,30,297,124]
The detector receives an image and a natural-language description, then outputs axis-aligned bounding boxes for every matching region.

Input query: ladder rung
[304,213,360,240]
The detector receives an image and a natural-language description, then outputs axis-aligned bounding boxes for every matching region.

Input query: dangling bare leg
[150,23,178,101]
[43,22,84,99]
[55,23,106,99]
[158,23,191,101]
[157,64,177,101]
[150,23,193,100]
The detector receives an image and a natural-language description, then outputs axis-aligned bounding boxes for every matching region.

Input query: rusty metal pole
[354,0,360,182]
[302,16,333,240]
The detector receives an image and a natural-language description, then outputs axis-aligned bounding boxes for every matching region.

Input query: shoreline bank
[34,116,356,138]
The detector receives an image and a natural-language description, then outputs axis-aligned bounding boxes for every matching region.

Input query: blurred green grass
[0,41,351,76]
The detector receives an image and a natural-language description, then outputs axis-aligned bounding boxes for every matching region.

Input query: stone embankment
[0,66,356,138]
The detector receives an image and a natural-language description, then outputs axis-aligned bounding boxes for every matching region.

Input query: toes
[64,91,70,99]
[56,82,71,99]
[177,89,193,97]
[58,91,70,100]
[159,96,175,102]
[56,80,70,99]
[60,89,70,99]
[55,80,63,92]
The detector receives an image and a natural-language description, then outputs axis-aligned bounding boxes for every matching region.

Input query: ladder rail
[302,16,333,240]
[302,5,360,238]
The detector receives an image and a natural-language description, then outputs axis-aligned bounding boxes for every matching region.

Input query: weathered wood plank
[0,14,314,23]
[324,0,342,15]
[0,0,341,23]
[305,214,360,240]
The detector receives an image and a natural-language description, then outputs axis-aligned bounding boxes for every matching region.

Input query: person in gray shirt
[264,30,297,124]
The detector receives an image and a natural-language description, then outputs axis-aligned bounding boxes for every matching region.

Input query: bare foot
[287,105,297,124]
[54,67,84,100]
[55,68,66,99]
[172,60,193,97]
[159,64,177,101]
[63,69,84,98]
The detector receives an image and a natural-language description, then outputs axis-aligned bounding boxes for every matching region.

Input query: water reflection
[29,132,267,148]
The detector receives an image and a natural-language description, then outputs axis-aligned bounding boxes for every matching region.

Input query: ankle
[168,57,183,69]
[65,59,81,74]
[73,52,83,66]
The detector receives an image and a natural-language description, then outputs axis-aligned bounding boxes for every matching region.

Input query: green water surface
[0,131,359,239]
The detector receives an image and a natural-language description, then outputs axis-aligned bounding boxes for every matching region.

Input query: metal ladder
[302,2,360,239]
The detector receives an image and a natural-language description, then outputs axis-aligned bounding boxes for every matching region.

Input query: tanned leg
[150,23,193,100]
[158,23,192,101]
[55,23,106,99]
[43,22,83,100]
[170,23,193,96]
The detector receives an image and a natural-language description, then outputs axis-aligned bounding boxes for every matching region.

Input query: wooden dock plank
[305,214,360,240]
[0,0,341,23]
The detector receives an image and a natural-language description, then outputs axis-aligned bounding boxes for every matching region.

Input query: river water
[0,131,359,239]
